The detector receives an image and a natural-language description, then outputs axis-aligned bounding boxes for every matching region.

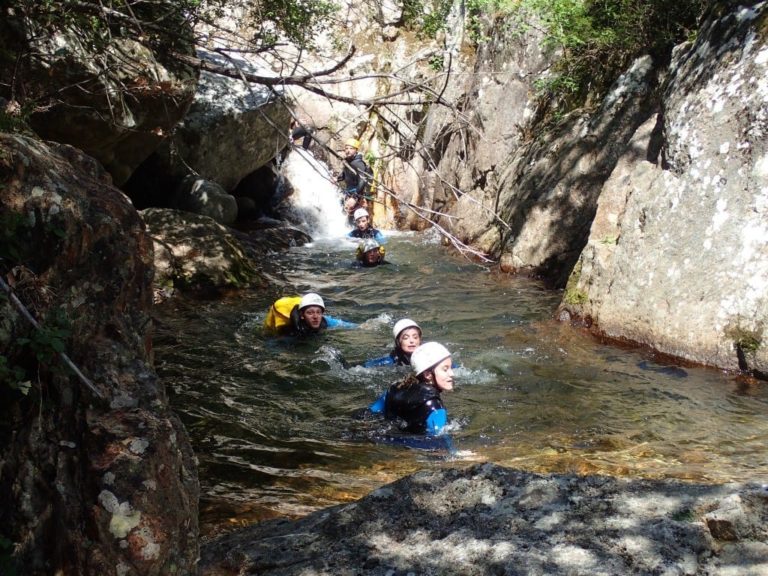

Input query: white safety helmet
[411,342,451,376]
[393,318,421,341]
[353,208,369,221]
[361,238,381,253]
[299,292,325,311]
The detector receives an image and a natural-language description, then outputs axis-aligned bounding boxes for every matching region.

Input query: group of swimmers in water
[265,292,456,440]
[266,134,456,443]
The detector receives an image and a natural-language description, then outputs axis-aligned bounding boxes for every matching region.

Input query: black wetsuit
[291,125,313,150]
[384,377,446,434]
[348,227,384,240]
[337,153,371,197]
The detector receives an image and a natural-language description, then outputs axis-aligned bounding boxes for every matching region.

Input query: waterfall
[280,148,350,239]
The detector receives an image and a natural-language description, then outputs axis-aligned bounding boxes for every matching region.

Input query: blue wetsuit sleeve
[369,391,387,413]
[325,316,358,329]
[425,408,447,435]
[375,230,387,244]
[363,355,396,368]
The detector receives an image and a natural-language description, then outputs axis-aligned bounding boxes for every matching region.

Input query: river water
[154,150,768,538]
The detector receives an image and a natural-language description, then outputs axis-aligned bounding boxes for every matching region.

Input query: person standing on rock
[368,342,455,436]
[290,118,314,150]
[337,137,372,222]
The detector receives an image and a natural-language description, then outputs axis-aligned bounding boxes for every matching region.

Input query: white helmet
[299,292,325,311]
[353,208,369,221]
[411,342,451,376]
[393,318,421,341]
[361,238,380,253]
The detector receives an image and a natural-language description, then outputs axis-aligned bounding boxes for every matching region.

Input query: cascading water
[279,147,351,239]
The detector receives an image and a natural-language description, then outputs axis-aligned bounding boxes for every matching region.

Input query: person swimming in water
[347,208,385,243]
[355,238,387,268]
[264,292,356,337]
[368,341,455,436]
[363,318,421,367]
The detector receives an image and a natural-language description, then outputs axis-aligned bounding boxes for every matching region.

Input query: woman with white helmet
[347,207,385,243]
[363,318,422,368]
[368,342,455,435]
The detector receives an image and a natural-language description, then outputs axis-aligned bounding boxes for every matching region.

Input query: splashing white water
[281,148,349,238]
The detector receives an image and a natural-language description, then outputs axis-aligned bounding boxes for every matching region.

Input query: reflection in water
[154,233,768,538]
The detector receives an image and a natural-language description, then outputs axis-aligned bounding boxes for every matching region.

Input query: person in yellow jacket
[265,293,356,337]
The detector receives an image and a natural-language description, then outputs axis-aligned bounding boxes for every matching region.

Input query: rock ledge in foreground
[201,463,768,576]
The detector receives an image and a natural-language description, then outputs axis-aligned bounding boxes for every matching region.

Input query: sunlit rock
[565,4,768,374]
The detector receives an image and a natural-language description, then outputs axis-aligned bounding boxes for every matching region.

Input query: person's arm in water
[362,354,396,368]
[324,315,358,329]
[369,391,387,413]
[374,230,387,244]
[425,407,457,454]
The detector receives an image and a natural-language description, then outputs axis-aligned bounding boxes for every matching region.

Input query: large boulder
[141,208,263,295]
[415,12,552,236]
[125,49,291,211]
[0,134,198,575]
[563,3,768,374]
[0,3,198,186]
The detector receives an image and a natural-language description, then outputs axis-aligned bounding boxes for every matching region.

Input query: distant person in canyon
[355,238,388,268]
[347,208,385,242]
[337,137,372,223]
[290,117,314,150]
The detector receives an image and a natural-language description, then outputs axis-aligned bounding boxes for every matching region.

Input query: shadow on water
[154,232,768,538]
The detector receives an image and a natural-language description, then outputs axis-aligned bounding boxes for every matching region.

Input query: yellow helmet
[344,137,361,149]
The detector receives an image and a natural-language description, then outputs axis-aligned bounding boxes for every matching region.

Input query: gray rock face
[150,49,292,194]
[418,15,552,239]
[200,463,768,576]
[564,4,768,373]
[175,176,238,225]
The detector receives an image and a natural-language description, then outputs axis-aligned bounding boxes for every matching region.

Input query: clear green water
[153,232,768,537]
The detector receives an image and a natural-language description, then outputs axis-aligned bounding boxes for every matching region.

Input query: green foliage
[563,257,587,305]
[402,0,454,39]
[730,330,761,355]
[253,0,336,49]
[16,308,71,367]
[428,54,445,71]
[518,0,704,113]
[0,355,28,394]
[5,0,337,62]
[0,213,25,263]
[0,535,16,576]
